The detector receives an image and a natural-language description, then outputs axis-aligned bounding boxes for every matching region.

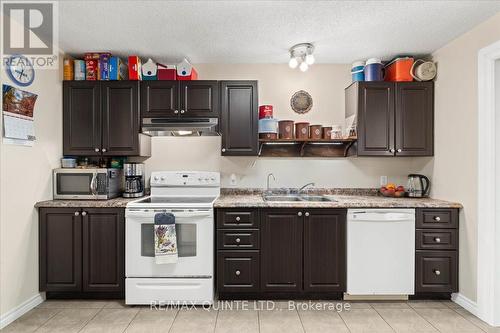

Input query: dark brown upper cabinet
[220,81,258,156]
[63,81,146,156]
[141,80,219,118]
[346,81,433,156]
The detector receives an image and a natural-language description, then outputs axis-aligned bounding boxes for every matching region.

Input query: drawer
[416,251,458,293]
[416,229,458,250]
[416,209,458,229]
[217,230,259,250]
[217,209,259,229]
[217,251,259,292]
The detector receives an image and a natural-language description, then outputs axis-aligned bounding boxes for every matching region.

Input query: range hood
[142,117,219,136]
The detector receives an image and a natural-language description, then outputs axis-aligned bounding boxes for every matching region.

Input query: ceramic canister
[278,120,294,139]
[295,122,310,139]
[309,125,322,139]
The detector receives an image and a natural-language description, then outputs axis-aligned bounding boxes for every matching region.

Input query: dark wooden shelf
[258,138,357,157]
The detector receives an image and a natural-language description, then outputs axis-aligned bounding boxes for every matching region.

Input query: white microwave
[53,168,122,200]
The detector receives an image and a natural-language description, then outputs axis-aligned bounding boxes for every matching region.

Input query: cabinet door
[261,209,303,292]
[141,81,179,118]
[395,82,434,156]
[39,208,82,292]
[101,81,140,156]
[356,82,395,156]
[416,251,458,293]
[303,210,346,292]
[82,208,124,292]
[179,80,219,117]
[220,81,258,155]
[63,81,101,155]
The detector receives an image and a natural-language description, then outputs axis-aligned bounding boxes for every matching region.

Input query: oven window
[141,223,196,257]
[57,174,93,195]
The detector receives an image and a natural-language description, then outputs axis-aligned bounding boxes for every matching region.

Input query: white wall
[0,61,63,318]
[138,64,426,188]
[416,12,500,302]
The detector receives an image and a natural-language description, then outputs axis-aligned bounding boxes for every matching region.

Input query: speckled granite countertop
[35,197,138,208]
[214,189,462,209]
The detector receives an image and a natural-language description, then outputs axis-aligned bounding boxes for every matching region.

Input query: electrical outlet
[380,176,388,186]
[230,173,237,186]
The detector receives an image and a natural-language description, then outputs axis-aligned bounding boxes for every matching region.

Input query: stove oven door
[125,208,213,277]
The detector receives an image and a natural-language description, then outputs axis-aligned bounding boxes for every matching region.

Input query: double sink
[262,194,335,202]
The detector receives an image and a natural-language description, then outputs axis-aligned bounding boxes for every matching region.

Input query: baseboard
[452,292,478,316]
[0,293,45,329]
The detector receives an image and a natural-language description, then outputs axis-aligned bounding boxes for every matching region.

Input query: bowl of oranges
[380,183,406,198]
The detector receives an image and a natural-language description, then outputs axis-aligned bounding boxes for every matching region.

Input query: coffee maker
[123,163,144,198]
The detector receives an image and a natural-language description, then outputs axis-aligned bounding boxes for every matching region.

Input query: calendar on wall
[2,84,38,146]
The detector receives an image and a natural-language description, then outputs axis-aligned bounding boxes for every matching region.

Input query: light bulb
[289,57,298,69]
[305,54,315,65]
[299,61,308,72]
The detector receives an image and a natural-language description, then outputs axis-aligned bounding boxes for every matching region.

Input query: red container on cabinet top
[259,105,273,119]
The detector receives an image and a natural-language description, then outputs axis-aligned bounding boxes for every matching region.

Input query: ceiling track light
[288,43,315,71]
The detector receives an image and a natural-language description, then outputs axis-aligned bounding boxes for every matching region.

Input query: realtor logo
[1,1,58,68]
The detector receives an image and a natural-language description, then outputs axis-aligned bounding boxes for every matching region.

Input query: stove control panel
[150,171,220,187]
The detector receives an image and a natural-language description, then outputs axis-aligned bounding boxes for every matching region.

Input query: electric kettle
[407,174,430,198]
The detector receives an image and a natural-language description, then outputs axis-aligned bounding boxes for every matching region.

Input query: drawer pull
[235,216,241,222]
[434,216,441,222]
[298,212,303,216]
[434,237,441,243]
[434,269,441,276]
[235,270,241,276]
[235,238,241,243]
[74,211,80,216]
[305,212,310,217]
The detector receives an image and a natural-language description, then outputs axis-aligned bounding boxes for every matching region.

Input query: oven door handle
[126,210,212,219]
[90,172,98,196]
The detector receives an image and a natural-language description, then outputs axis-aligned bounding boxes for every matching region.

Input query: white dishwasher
[346,209,415,297]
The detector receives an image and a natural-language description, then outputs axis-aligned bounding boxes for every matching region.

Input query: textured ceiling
[58,0,500,64]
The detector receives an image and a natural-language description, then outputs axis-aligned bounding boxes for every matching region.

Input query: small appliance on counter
[123,163,145,198]
[53,168,122,200]
[407,174,430,197]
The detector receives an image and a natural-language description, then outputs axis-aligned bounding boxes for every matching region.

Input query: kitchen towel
[154,212,178,264]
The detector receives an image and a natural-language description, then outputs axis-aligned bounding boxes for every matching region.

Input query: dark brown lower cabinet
[217,251,260,292]
[82,208,124,292]
[303,210,346,292]
[39,207,125,297]
[261,209,303,292]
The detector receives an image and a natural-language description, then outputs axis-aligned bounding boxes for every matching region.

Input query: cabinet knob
[94,148,100,152]
[235,238,241,243]
[81,211,87,216]
[101,148,107,153]
[434,237,441,243]
[397,149,402,153]
[221,148,226,153]
[298,212,303,216]
[180,110,185,114]
[434,269,441,276]
[389,148,395,153]
[235,216,241,222]
[174,110,179,114]
[305,212,310,217]
[74,211,80,216]
[235,270,241,276]
[434,216,441,222]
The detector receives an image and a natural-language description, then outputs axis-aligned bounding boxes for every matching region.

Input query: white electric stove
[125,171,220,305]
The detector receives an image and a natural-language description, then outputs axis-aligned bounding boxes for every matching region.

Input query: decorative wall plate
[291,90,313,114]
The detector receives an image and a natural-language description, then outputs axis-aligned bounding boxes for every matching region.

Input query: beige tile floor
[2,300,500,333]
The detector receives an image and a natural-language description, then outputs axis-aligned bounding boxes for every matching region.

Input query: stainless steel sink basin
[262,194,335,202]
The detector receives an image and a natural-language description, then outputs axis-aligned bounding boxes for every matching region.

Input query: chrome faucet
[298,182,315,194]
[266,173,276,193]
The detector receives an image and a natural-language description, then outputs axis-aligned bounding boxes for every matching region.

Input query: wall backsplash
[133,64,430,188]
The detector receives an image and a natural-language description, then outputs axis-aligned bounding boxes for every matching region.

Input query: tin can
[322,127,332,139]
[278,120,294,139]
[74,60,85,80]
[259,133,278,140]
[259,105,273,119]
[84,53,99,80]
[295,122,310,139]
[63,58,74,80]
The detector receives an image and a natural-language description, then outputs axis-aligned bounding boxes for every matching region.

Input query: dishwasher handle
[349,211,415,222]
